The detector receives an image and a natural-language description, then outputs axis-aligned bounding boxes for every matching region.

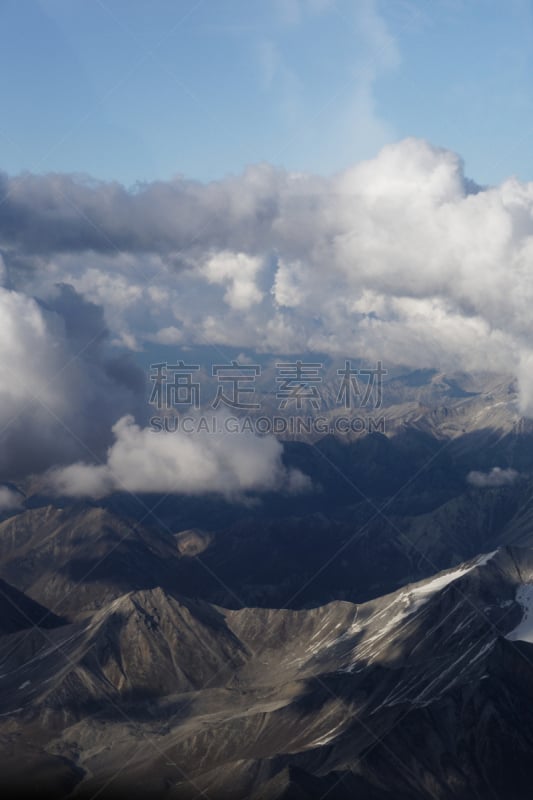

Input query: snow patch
[306,721,345,748]
[408,551,497,613]
[506,584,533,644]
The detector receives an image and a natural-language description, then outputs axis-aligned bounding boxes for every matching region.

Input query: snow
[334,551,498,671]
[412,567,471,598]
[306,721,346,748]
[506,584,533,644]
[408,551,497,613]
[295,550,498,675]
[473,550,498,567]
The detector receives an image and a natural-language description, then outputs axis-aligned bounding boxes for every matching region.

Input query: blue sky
[0,0,532,186]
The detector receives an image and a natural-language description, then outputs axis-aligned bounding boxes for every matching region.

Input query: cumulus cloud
[467,467,520,488]
[48,415,310,499]
[200,252,264,310]
[4,137,533,414]
[0,284,145,481]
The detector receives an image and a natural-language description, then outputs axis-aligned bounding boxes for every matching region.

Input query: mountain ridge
[2,546,533,797]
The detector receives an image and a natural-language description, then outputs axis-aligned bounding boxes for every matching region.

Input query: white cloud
[6,137,533,414]
[0,285,145,480]
[48,415,310,499]
[149,326,184,345]
[467,467,520,488]
[201,251,264,310]
[0,486,23,511]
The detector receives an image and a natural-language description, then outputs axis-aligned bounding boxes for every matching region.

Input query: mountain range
[3,369,533,798]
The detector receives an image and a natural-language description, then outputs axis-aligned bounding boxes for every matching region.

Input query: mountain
[6,475,533,618]
[0,505,183,619]
[0,577,64,635]
[3,368,533,797]
[5,423,533,620]
[2,547,533,798]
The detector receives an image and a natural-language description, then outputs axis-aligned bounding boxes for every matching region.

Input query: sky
[3,1,533,500]
[0,0,532,186]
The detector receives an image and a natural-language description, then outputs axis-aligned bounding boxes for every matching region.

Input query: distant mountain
[2,547,533,797]
[5,466,533,620]
[0,505,182,619]
[3,368,533,797]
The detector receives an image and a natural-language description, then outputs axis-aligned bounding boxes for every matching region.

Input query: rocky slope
[2,548,533,797]
[0,505,182,619]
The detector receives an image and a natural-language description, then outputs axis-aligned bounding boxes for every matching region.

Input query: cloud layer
[3,137,533,494]
[3,138,533,411]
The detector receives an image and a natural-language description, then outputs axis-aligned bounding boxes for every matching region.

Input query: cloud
[0,284,145,481]
[467,467,520,488]
[4,138,533,413]
[259,0,400,169]
[0,167,280,257]
[48,415,310,500]
[337,0,401,155]
[0,486,24,511]
[200,252,264,310]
